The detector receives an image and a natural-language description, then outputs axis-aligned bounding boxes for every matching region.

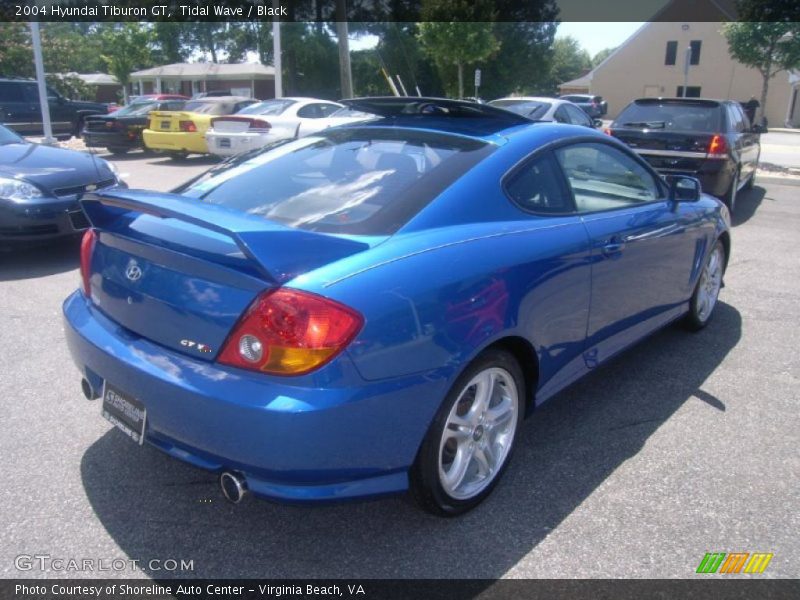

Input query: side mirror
[592,118,603,128]
[666,175,702,202]
[751,123,767,134]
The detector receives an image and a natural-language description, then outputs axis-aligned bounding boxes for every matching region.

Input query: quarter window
[554,143,661,213]
[505,153,572,214]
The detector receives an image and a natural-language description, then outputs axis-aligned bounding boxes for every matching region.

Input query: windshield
[236,99,296,116]
[112,101,160,117]
[0,125,23,145]
[615,101,722,131]
[180,128,493,235]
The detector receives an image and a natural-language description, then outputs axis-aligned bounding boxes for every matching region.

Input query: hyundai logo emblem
[125,260,143,282]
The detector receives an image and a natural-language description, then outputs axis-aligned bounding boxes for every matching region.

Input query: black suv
[0,77,109,139]
[607,97,762,213]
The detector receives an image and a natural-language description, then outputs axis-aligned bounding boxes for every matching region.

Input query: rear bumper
[142,130,208,154]
[62,292,449,502]
[83,130,140,150]
[205,131,281,157]
[638,153,735,198]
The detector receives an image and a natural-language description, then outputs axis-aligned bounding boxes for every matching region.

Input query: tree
[100,24,153,103]
[418,21,499,98]
[723,21,800,125]
[592,46,617,67]
[546,36,592,94]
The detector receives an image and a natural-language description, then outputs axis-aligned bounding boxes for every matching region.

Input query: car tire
[743,170,755,190]
[72,117,84,139]
[722,169,739,214]
[684,240,726,331]
[410,348,524,516]
[167,151,188,161]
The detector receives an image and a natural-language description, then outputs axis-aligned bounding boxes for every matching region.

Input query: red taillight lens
[708,134,728,157]
[218,288,363,376]
[80,229,97,297]
[248,119,271,130]
[179,120,197,132]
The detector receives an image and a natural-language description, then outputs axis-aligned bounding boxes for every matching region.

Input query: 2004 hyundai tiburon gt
[63,98,731,516]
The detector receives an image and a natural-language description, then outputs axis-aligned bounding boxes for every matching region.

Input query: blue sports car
[63,98,730,516]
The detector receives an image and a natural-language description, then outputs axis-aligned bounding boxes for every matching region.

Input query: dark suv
[0,77,109,139]
[606,97,762,213]
[560,94,608,118]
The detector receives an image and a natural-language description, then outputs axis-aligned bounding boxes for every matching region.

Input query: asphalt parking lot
[0,151,798,579]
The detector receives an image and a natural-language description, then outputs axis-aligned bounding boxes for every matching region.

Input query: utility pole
[272,0,282,98]
[336,0,353,99]
[29,22,55,145]
[682,45,691,98]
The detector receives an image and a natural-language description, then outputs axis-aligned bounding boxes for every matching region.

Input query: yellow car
[142,96,257,158]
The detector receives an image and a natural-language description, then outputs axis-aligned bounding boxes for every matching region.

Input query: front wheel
[685,240,725,331]
[410,349,524,516]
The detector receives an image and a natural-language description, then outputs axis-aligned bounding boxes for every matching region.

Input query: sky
[555,22,645,57]
[349,22,646,58]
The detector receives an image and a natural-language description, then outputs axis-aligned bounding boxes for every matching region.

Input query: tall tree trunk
[457,61,464,99]
[759,71,770,126]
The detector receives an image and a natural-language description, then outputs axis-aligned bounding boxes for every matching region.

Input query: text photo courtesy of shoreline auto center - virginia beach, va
[0,0,798,599]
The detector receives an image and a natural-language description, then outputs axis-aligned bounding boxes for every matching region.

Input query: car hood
[0,142,115,197]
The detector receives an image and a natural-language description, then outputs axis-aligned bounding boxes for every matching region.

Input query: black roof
[340,97,531,125]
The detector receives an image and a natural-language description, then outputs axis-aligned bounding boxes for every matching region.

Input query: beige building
[559,0,800,127]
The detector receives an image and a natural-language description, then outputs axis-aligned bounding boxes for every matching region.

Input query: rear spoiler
[81,189,370,283]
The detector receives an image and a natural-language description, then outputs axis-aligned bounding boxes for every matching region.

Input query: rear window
[183,101,235,115]
[615,101,722,131]
[180,128,493,235]
[113,101,159,117]
[491,100,550,119]
[237,99,296,116]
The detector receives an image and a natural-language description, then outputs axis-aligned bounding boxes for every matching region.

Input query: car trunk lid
[609,128,715,171]
[80,189,371,361]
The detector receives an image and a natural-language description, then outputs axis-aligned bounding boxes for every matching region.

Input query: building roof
[558,73,593,90]
[130,63,275,79]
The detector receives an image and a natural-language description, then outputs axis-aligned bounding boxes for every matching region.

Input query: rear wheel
[410,349,523,516]
[685,241,725,331]
[743,169,755,190]
[167,151,188,161]
[722,169,739,214]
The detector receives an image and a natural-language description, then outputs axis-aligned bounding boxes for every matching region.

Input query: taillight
[218,288,363,376]
[708,134,728,158]
[179,120,197,132]
[248,118,271,130]
[80,229,97,297]
[603,128,613,136]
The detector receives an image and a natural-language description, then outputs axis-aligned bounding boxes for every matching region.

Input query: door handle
[602,238,626,255]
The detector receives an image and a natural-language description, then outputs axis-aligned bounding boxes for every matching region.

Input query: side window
[554,143,661,213]
[0,82,26,102]
[21,83,40,103]
[234,101,255,112]
[726,105,743,132]
[565,104,592,127]
[553,106,569,123]
[318,103,341,118]
[733,104,749,131]
[297,104,320,118]
[504,152,573,214]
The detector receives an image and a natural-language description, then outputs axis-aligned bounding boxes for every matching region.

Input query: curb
[755,175,800,187]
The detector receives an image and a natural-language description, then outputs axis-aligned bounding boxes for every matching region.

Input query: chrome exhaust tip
[219,471,248,504]
[81,378,98,400]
